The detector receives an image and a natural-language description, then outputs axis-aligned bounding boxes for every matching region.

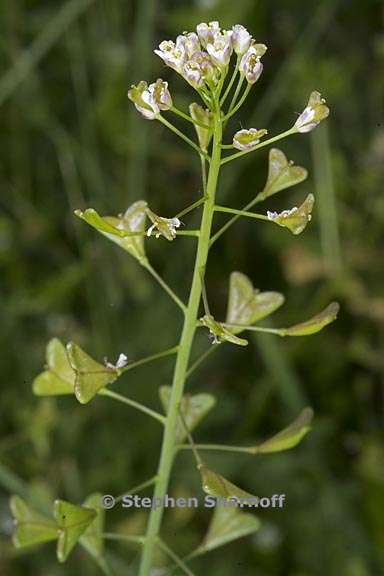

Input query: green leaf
[80,493,105,560]
[200,314,248,346]
[66,342,119,404]
[267,193,315,235]
[10,496,58,549]
[54,500,97,563]
[226,272,284,333]
[196,505,260,555]
[75,200,148,264]
[33,338,75,397]
[199,465,257,501]
[259,148,308,200]
[159,386,216,442]
[280,302,340,336]
[252,407,314,454]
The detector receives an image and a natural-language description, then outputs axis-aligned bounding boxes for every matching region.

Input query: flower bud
[233,128,268,151]
[128,81,159,120]
[294,91,330,133]
[189,103,213,152]
[196,21,221,47]
[231,24,252,55]
[240,45,266,83]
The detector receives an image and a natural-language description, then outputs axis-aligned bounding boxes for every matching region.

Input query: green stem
[221,128,295,165]
[170,106,210,129]
[200,156,207,194]
[102,533,145,545]
[222,82,251,122]
[214,205,269,221]
[226,74,244,118]
[220,56,241,107]
[99,389,166,425]
[177,230,200,237]
[145,263,186,313]
[121,346,179,374]
[157,115,210,162]
[210,192,264,247]
[138,112,223,576]
[115,476,158,503]
[178,443,253,454]
[186,346,218,379]
[175,197,207,219]
[224,323,282,335]
[157,538,196,576]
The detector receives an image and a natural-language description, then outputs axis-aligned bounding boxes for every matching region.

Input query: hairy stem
[138,112,223,576]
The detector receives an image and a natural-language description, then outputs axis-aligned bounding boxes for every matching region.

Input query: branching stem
[138,108,223,576]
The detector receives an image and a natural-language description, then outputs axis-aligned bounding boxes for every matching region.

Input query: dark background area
[0,0,383,574]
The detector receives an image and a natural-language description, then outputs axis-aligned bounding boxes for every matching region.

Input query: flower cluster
[154,21,266,91]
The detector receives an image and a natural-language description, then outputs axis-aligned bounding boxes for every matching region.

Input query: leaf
[196,505,259,555]
[66,342,119,404]
[259,148,308,200]
[280,302,340,336]
[54,500,97,563]
[75,201,148,264]
[10,496,58,548]
[252,407,314,454]
[226,272,284,332]
[33,338,75,397]
[199,465,258,502]
[267,194,315,235]
[200,314,248,346]
[159,386,216,442]
[80,493,105,560]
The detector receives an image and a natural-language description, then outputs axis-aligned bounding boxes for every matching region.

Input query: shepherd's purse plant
[10,20,338,576]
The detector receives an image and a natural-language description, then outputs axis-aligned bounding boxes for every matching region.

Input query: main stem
[138,113,222,576]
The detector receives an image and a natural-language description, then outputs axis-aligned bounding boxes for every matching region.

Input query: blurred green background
[1,0,384,574]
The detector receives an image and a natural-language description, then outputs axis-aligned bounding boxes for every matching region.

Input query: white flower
[239,44,267,83]
[128,81,159,120]
[206,31,233,68]
[267,208,297,221]
[179,32,201,58]
[231,24,252,55]
[128,79,172,120]
[154,36,186,73]
[190,51,217,82]
[196,21,221,47]
[149,79,173,110]
[294,91,330,133]
[105,353,128,370]
[183,60,204,89]
[266,194,315,235]
[146,209,181,241]
[233,128,268,150]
